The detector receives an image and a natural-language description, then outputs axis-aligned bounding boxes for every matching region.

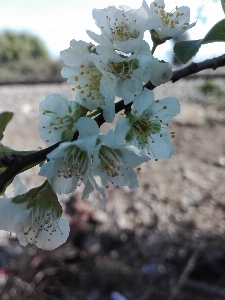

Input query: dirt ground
[0,76,225,300]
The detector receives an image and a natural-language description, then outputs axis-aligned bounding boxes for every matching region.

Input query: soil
[0,77,225,300]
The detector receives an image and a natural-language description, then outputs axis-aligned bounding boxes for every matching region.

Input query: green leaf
[173,19,225,63]
[221,0,225,13]
[202,19,225,44]
[173,40,202,64]
[0,112,13,140]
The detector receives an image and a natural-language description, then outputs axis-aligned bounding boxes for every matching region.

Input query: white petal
[0,199,27,232]
[13,175,27,195]
[75,117,99,139]
[147,131,174,159]
[14,209,70,250]
[132,89,155,116]
[34,218,70,251]
[118,145,150,168]
[14,209,31,247]
[151,97,180,123]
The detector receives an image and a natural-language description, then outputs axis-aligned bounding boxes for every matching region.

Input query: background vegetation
[0,30,63,81]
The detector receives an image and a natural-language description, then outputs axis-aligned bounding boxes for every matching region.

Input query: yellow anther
[72,87,75,91]
[86,71,90,74]
[80,90,84,94]
[74,76,78,81]
[133,109,138,114]
[163,106,167,109]
[80,64,84,68]
[80,71,84,75]
[137,167,141,171]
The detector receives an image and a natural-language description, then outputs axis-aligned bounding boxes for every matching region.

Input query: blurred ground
[0,75,225,300]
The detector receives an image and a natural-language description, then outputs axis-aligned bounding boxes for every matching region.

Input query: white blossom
[143,0,196,41]
[61,44,117,122]
[95,41,169,103]
[60,39,93,68]
[38,93,82,146]
[115,88,180,159]
[87,4,158,53]
[0,177,69,250]
[86,130,150,199]
[39,117,99,194]
[146,60,172,86]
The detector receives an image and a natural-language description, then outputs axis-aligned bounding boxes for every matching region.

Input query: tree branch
[171,53,225,82]
[1,54,225,192]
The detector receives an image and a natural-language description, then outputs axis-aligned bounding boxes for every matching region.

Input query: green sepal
[61,129,73,141]
[87,44,97,54]
[69,102,81,119]
[125,129,134,142]
[12,180,62,218]
[43,110,56,114]
[126,113,136,123]
[150,30,169,45]
[12,181,46,204]
[36,183,62,217]
[0,112,13,140]
[79,105,89,117]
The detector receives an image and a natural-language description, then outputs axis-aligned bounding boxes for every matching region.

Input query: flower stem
[151,44,157,54]
[87,108,103,118]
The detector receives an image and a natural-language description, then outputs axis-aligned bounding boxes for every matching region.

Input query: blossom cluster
[0,0,195,250]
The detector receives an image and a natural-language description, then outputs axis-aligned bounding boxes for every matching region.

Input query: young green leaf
[202,19,225,44]
[174,19,225,63]
[0,112,13,140]
[221,0,225,14]
[173,40,202,64]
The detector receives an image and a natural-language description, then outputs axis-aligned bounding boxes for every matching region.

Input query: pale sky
[0,0,224,62]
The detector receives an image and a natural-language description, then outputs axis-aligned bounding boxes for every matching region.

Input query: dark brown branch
[1,54,225,192]
[171,53,225,82]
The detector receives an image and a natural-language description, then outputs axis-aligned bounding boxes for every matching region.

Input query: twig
[184,278,225,298]
[171,54,225,83]
[168,248,200,300]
